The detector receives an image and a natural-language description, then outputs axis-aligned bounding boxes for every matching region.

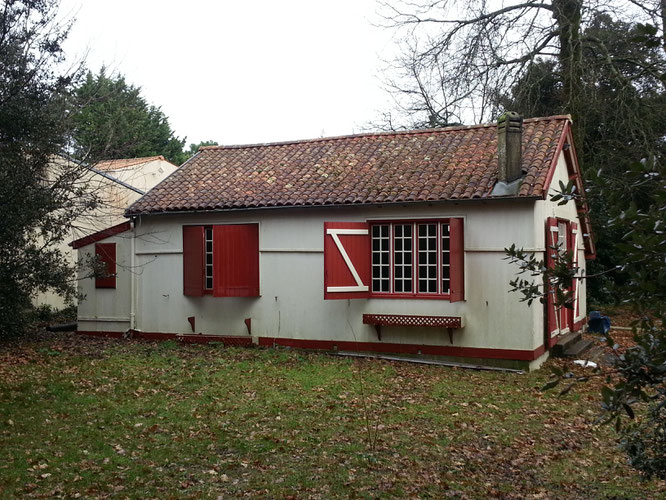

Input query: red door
[545,218,577,348]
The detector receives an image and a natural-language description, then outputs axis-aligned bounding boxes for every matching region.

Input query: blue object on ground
[588,311,611,334]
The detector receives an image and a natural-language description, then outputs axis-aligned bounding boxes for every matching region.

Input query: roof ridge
[96,155,176,170]
[200,115,571,151]
[97,155,166,164]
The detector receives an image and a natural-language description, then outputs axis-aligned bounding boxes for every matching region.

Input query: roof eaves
[126,195,541,217]
[124,150,203,218]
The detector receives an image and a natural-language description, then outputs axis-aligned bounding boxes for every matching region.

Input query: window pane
[442,279,450,294]
[372,224,390,292]
[393,223,412,295]
[418,224,437,294]
[442,223,451,295]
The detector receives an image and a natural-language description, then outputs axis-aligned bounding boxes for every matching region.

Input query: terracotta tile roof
[96,155,170,171]
[126,116,569,216]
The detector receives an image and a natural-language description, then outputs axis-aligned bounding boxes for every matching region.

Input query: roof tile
[127,116,568,215]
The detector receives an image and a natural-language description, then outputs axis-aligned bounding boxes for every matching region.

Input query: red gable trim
[71,221,131,249]
[542,119,571,195]
[541,122,596,259]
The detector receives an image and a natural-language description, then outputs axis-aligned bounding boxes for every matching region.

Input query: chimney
[497,111,523,184]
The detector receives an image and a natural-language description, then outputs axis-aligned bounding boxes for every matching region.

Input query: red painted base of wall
[76,331,544,361]
[76,330,253,346]
[259,337,545,361]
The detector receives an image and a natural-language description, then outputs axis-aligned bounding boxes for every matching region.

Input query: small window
[204,226,213,290]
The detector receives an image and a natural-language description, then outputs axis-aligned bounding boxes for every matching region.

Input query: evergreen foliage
[0,0,95,336]
[72,69,187,165]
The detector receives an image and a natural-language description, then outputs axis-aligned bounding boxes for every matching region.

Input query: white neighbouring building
[35,156,178,309]
[73,114,595,370]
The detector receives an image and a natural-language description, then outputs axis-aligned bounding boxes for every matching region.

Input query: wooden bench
[362,314,464,343]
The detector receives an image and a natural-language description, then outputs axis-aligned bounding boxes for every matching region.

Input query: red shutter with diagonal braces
[324,222,370,300]
[449,218,465,302]
[95,243,116,289]
[183,225,204,296]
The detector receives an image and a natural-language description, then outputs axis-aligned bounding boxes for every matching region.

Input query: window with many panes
[371,220,452,297]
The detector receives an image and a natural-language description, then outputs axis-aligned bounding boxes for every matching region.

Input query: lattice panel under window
[363,314,462,329]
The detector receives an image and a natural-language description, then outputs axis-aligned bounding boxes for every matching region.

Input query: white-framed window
[370,220,452,297]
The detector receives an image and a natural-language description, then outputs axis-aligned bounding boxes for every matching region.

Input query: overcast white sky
[60,0,397,147]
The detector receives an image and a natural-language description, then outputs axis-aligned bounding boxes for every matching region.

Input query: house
[34,156,178,309]
[73,114,595,370]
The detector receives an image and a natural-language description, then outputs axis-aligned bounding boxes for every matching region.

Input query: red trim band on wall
[75,330,545,361]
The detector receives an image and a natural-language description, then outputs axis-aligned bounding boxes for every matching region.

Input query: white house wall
[35,159,177,310]
[131,201,542,353]
[538,153,588,326]
[77,232,132,333]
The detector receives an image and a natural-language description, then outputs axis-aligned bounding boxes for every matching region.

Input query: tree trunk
[552,0,585,153]
[661,0,666,51]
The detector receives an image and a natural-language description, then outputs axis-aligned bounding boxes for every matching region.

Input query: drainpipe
[129,218,136,331]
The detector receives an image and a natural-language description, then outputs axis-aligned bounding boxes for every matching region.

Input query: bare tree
[378,0,665,147]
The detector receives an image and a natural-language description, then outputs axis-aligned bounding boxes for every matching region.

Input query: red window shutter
[324,222,370,300]
[183,225,204,297]
[95,243,116,289]
[449,218,465,302]
[213,224,260,297]
[545,217,559,336]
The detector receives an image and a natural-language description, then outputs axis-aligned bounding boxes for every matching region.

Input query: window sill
[369,293,452,301]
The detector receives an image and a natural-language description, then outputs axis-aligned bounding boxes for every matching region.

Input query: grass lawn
[0,332,664,499]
